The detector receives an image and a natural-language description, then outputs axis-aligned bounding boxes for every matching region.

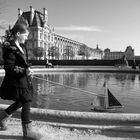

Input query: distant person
[45,58,53,68]
[0,24,43,139]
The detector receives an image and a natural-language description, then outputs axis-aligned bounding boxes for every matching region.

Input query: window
[48,35,50,41]
[44,34,46,40]
[40,42,43,47]
[33,42,36,48]
[40,33,42,39]
[32,32,34,39]
[29,42,32,48]
[33,32,37,39]
[29,32,32,39]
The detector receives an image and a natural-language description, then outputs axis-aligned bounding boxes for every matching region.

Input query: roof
[16,10,45,27]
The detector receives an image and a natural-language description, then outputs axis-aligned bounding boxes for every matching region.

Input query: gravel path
[0,118,140,140]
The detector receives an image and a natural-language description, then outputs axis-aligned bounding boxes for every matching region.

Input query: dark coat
[0,40,33,102]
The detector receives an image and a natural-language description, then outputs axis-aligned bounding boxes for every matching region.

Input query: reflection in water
[0,72,140,113]
[63,73,75,86]
[77,73,90,88]
[32,72,140,113]
[117,74,135,85]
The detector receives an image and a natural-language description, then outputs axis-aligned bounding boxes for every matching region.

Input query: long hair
[5,24,29,42]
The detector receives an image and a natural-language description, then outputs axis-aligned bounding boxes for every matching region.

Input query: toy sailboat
[91,81,123,112]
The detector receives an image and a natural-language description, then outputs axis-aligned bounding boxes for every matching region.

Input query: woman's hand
[26,68,34,77]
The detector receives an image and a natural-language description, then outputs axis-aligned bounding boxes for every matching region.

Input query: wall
[28,59,140,66]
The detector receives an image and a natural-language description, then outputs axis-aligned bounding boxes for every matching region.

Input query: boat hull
[91,106,123,113]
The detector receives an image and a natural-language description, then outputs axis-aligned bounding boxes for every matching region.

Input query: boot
[0,110,11,130]
[22,122,43,140]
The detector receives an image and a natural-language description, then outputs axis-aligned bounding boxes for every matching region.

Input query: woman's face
[16,31,29,44]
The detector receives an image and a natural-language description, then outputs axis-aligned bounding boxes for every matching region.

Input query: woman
[0,24,43,139]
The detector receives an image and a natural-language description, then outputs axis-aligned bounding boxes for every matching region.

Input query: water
[0,72,140,113]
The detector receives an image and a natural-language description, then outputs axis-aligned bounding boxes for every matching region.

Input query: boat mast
[104,80,109,109]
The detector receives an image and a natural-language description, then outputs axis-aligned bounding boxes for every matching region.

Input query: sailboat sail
[92,96,105,108]
[107,89,122,107]
[91,81,123,112]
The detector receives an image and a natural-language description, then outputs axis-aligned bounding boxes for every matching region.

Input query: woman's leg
[5,101,22,115]
[21,101,43,139]
[21,101,31,124]
[0,101,22,130]
[5,99,31,124]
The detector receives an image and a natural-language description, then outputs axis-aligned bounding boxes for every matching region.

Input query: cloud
[60,33,85,43]
[0,19,13,29]
[0,25,6,30]
[57,33,96,47]
[55,25,102,32]
[0,20,8,29]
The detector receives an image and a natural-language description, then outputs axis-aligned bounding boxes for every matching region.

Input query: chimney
[30,6,34,25]
[18,8,23,18]
[43,8,48,23]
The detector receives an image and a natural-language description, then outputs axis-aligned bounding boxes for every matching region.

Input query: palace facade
[88,44,103,59]
[15,6,86,60]
[12,6,103,60]
[103,46,134,60]
[54,34,84,60]
[16,6,55,59]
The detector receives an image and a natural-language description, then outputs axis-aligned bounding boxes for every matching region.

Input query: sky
[0,0,140,55]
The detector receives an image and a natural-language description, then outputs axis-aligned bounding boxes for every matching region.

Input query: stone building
[88,44,103,59]
[125,46,135,60]
[54,34,84,60]
[103,46,134,60]
[16,6,54,59]
[4,6,106,60]
[15,6,85,60]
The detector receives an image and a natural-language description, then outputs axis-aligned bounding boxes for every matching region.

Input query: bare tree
[48,46,59,60]
[63,45,75,60]
[33,47,44,60]
[78,44,90,59]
